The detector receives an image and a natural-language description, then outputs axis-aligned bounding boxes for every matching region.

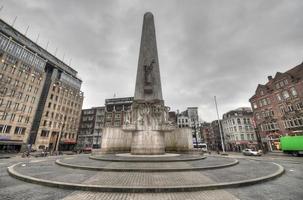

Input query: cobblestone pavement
[90,153,204,162]
[0,157,72,200]
[59,155,235,169]
[11,157,277,187]
[62,190,239,200]
[1,154,302,200]
[225,154,303,200]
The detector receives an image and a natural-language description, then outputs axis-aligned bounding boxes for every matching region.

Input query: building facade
[249,63,303,151]
[104,97,133,127]
[222,107,257,151]
[0,19,83,153]
[209,120,224,151]
[78,107,105,149]
[200,122,213,146]
[177,107,200,143]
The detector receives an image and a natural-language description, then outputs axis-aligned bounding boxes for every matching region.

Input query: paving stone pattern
[83,171,214,186]
[12,156,279,187]
[14,160,96,184]
[203,159,279,182]
[60,155,234,169]
[62,190,239,200]
[90,153,204,162]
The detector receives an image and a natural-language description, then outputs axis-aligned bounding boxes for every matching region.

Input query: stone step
[7,156,284,192]
[56,156,238,172]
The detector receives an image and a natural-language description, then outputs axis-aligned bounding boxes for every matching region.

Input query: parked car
[242,148,262,156]
[82,147,92,154]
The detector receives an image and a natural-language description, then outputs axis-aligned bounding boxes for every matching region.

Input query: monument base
[98,127,193,155]
[99,127,132,153]
[131,131,165,155]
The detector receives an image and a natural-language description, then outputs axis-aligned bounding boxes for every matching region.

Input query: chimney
[267,76,273,81]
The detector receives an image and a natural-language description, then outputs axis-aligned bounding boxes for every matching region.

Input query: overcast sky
[1,0,303,121]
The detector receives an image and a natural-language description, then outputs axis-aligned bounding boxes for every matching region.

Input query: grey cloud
[1,0,303,121]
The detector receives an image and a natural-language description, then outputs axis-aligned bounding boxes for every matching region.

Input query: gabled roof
[250,62,303,101]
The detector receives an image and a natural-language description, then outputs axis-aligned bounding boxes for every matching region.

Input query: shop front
[267,133,282,151]
[59,139,77,151]
[0,136,24,153]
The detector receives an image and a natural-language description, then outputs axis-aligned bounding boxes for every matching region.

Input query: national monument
[99,12,193,154]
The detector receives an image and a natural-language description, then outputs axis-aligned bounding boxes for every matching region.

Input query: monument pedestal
[131,131,165,155]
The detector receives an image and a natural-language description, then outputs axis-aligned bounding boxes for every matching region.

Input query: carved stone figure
[144,59,155,85]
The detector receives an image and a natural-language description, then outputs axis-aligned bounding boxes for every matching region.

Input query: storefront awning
[0,140,23,145]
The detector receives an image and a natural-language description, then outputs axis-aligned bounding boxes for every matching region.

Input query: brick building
[200,122,212,147]
[249,62,303,151]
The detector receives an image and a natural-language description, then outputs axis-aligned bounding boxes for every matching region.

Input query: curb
[89,155,207,162]
[7,162,284,193]
[55,159,239,172]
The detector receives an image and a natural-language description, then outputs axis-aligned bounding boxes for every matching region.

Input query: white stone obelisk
[131,12,167,154]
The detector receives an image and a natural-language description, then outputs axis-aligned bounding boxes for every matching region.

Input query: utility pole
[55,114,66,153]
[214,96,225,152]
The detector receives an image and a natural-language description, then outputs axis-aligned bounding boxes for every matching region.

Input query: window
[241,134,244,140]
[10,114,15,121]
[17,115,23,123]
[253,102,257,109]
[21,105,26,112]
[10,90,15,97]
[17,70,22,77]
[287,105,294,112]
[295,102,303,110]
[290,87,297,97]
[6,100,12,109]
[40,130,49,137]
[282,91,290,99]
[14,103,19,110]
[27,85,32,92]
[21,82,26,89]
[31,96,35,103]
[275,83,280,89]
[25,117,29,124]
[34,88,38,94]
[24,95,29,102]
[14,127,26,135]
[17,92,23,99]
[0,125,12,133]
[276,93,282,101]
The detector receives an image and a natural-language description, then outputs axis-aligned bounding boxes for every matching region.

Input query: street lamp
[214,96,225,153]
[54,114,66,154]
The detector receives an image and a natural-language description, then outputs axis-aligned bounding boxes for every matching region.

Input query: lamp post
[54,114,66,153]
[214,96,225,153]
[95,129,100,149]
